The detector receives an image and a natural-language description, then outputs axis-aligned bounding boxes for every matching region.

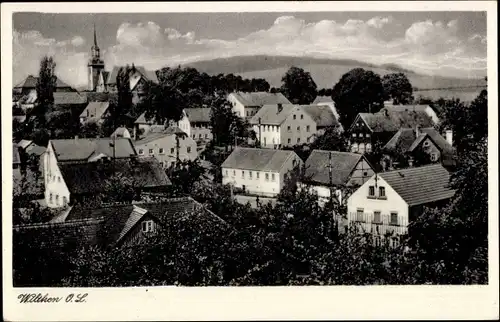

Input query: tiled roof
[135,131,173,145]
[80,91,116,102]
[249,104,296,125]
[14,75,73,89]
[230,92,291,107]
[58,156,171,194]
[53,92,87,105]
[50,137,136,162]
[384,128,418,151]
[384,127,454,154]
[79,102,110,120]
[313,96,334,104]
[357,108,434,133]
[379,164,455,206]
[13,143,20,164]
[419,128,454,154]
[221,147,299,172]
[304,150,364,186]
[106,66,158,86]
[185,108,211,123]
[302,104,339,128]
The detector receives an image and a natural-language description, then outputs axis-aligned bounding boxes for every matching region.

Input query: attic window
[423,141,430,147]
[141,220,154,233]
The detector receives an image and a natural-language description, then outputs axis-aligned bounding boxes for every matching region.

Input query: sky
[13,11,487,87]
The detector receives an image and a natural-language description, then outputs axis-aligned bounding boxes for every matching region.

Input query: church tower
[87,23,105,91]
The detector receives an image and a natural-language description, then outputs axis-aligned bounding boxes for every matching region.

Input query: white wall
[347,175,409,235]
[227,93,246,118]
[253,124,281,148]
[299,184,342,207]
[44,144,71,208]
[177,114,191,138]
[222,167,281,197]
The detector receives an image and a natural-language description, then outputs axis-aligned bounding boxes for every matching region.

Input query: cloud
[12,16,487,88]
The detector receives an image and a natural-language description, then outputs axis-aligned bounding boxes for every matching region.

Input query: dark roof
[313,96,334,104]
[50,137,136,162]
[221,147,299,172]
[249,104,296,125]
[379,164,455,206]
[185,108,211,123]
[13,143,20,165]
[14,75,73,89]
[135,112,156,125]
[230,92,291,106]
[304,150,365,186]
[106,66,158,85]
[53,92,87,105]
[357,108,434,133]
[26,144,46,156]
[302,104,339,128]
[58,156,171,195]
[80,91,116,102]
[384,127,454,154]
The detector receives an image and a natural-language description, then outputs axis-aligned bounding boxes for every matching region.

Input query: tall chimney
[277,103,283,113]
[445,130,453,146]
[415,124,420,137]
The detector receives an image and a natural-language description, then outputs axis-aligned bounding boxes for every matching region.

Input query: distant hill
[183,55,486,101]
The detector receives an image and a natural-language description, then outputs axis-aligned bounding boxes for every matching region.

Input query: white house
[79,102,110,125]
[346,164,455,245]
[221,147,303,197]
[227,92,291,118]
[44,137,137,208]
[300,150,375,206]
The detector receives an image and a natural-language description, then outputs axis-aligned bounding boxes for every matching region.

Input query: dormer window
[141,220,154,233]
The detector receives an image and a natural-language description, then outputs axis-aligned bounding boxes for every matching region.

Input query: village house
[383,126,455,168]
[386,103,440,125]
[346,164,455,245]
[312,96,341,124]
[227,91,291,118]
[249,103,338,148]
[43,137,169,208]
[184,108,212,143]
[14,197,227,250]
[134,110,190,139]
[347,107,435,154]
[134,125,198,168]
[222,147,303,197]
[300,150,375,206]
[111,127,132,139]
[79,102,110,125]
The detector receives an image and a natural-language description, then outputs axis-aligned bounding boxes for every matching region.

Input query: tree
[307,125,348,152]
[207,94,244,148]
[382,73,414,105]
[167,159,207,195]
[34,56,57,127]
[107,65,134,129]
[332,68,385,129]
[280,66,318,104]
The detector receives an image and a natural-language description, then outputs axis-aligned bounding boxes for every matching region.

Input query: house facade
[222,147,303,197]
[301,150,375,206]
[79,102,110,125]
[134,127,198,168]
[185,108,213,143]
[134,110,190,139]
[346,164,455,245]
[227,92,291,118]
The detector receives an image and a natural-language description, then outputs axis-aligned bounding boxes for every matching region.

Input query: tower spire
[93,23,98,48]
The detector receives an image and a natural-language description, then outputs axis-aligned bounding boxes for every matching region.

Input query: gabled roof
[50,137,136,162]
[79,102,110,120]
[384,127,454,154]
[58,156,171,195]
[389,105,432,113]
[185,108,211,123]
[301,104,339,128]
[303,150,365,186]
[17,139,33,150]
[356,108,434,133]
[230,92,291,107]
[111,127,131,139]
[313,96,334,104]
[221,147,299,172]
[378,164,455,206]
[249,104,296,125]
[105,66,158,86]
[14,75,73,89]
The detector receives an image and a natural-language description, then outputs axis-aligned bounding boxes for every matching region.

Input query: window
[373,211,381,224]
[160,161,165,168]
[242,170,245,179]
[351,143,358,152]
[233,170,236,176]
[293,114,296,120]
[256,172,260,179]
[199,134,202,138]
[352,133,357,137]
[359,133,364,138]
[246,111,249,116]
[49,193,53,203]
[287,126,291,132]
[63,196,68,206]
[225,170,228,176]
[170,148,175,154]
[187,147,191,153]
[366,133,371,138]
[297,126,300,131]
[262,126,266,132]
[431,153,438,161]
[300,114,304,120]
[306,125,310,132]
[366,143,372,153]
[379,187,386,198]
[149,148,154,155]
[368,186,375,196]
[306,137,310,143]
[58,176,61,183]
[141,220,154,233]
[363,171,368,177]
[356,208,364,222]
[390,212,398,225]
[264,138,267,145]
[288,138,291,144]
[249,171,253,179]
[423,141,430,147]
[265,173,269,181]
[55,195,59,206]
[138,149,144,155]
[271,173,275,181]
[297,138,300,143]
[159,148,164,154]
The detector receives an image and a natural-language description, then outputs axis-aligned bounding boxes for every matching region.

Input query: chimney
[415,124,420,137]
[277,103,283,113]
[445,129,453,146]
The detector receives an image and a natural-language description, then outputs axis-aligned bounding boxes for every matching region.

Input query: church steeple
[88,22,105,91]
[91,23,101,61]
[93,23,98,48]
